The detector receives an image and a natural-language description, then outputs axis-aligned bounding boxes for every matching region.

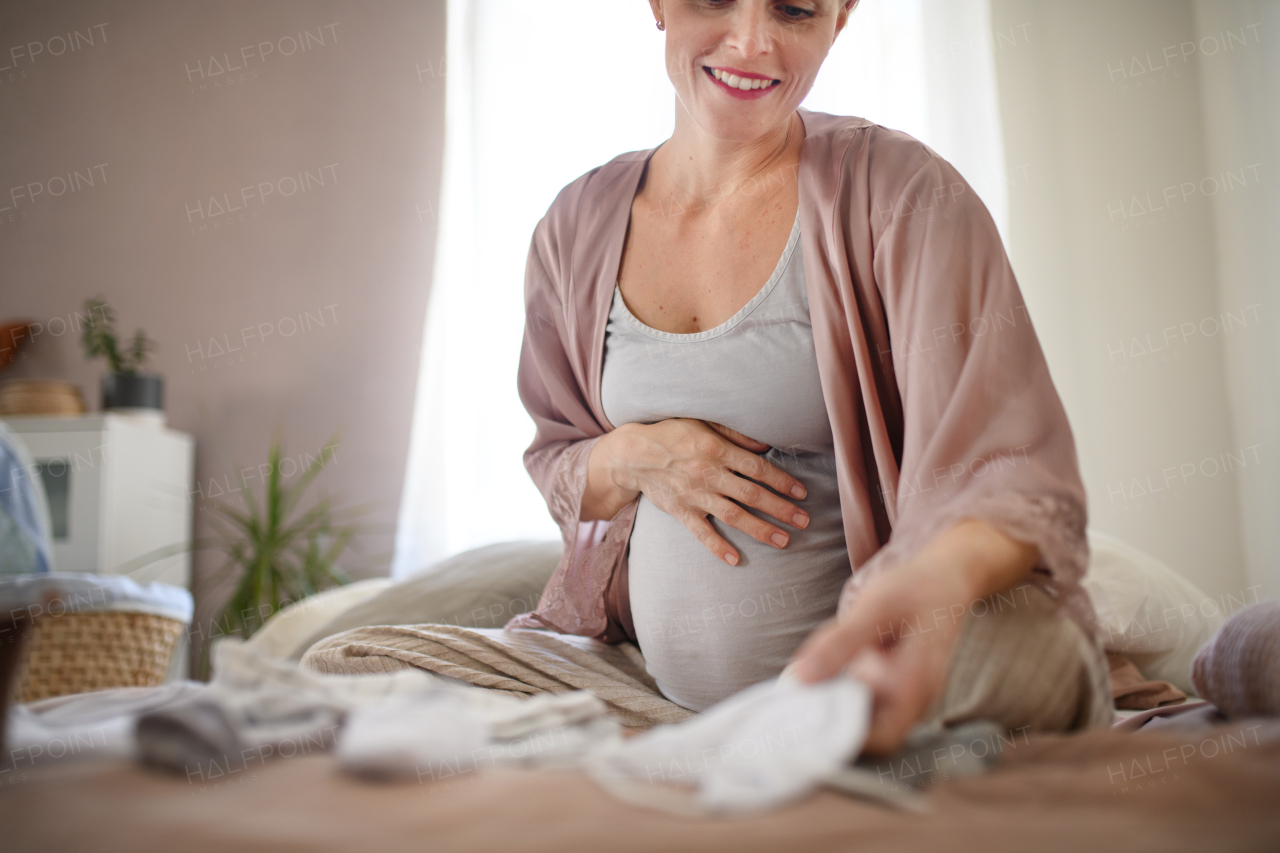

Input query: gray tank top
[601,213,851,711]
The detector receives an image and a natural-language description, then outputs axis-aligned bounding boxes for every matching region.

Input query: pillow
[288,539,562,659]
[1082,529,1225,694]
[246,578,394,659]
[1191,600,1280,719]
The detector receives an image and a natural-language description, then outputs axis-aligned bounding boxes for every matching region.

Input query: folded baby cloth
[586,673,872,815]
[135,638,430,778]
[583,672,1011,815]
[135,638,618,782]
[340,691,618,780]
[15,632,1013,815]
[5,680,205,772]
[140,640,951,814]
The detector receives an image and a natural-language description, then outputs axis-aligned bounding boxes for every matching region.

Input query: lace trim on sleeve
[838,490,1098,639]
[506,437,637,641]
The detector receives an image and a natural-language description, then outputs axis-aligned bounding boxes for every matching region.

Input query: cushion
[1081,530,1225,694]
[1192,600,1280,719]
[288,539,562,659]
[246,578,394,659]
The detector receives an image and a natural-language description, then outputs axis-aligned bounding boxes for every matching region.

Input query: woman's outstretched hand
[788,559,972,755]
[581,419,810,566]
[786,519,1040,755]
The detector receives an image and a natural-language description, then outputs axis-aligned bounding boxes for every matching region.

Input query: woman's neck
[646,110,803,214]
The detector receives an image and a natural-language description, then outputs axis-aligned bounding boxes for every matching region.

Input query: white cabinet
[1,414,194,590]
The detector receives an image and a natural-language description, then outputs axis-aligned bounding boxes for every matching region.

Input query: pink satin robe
[507,109,1096,645]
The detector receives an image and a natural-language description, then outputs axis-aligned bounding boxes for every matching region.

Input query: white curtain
[393,0,1009,577]
[803,0,1009,240]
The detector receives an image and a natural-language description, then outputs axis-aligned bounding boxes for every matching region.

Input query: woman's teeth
[709,68,777,90]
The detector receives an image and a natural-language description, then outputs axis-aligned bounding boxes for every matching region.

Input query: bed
[4,718,1279,853]
[4,538,1279,851]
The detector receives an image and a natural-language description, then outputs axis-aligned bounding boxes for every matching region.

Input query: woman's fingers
[636,419,810,563]
[718,468,810,531]
[677,488,802,564]
[697,420,807,502]
[700,493,797,551]
[704,420,771,453]
[788,610,882,683]
[722,442,809,504]
[680,509,741,566]
[850,644,942,756]
[846,649,911,755]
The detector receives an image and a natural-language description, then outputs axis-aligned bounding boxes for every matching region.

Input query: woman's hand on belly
[582,418,811,566]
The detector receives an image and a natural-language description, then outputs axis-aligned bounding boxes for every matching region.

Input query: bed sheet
[4,721,1279,853]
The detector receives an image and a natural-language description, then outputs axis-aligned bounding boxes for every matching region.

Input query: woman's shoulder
[526,149,652,295]
[799,109,945,179]
[538,148,652,234]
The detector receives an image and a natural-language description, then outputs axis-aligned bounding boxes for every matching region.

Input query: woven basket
[0,379,87,416]
[17,610,185,703]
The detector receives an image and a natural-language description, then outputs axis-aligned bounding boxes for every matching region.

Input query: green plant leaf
[280,436,339,519]
[207,435,362,643]
[123,434,366,653]
[80,297,125,374]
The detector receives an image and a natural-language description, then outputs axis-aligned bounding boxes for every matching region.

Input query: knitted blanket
[302,625,694,729]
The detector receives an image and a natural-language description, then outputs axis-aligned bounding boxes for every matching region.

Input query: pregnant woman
[509,0,1112,753]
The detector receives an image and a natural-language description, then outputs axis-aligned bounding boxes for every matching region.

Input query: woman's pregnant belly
[627,449,851,711]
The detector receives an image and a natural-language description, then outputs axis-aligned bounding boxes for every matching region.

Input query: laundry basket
[0,573,193,703]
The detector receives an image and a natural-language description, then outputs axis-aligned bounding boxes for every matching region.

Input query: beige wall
[0,1,445,653]
[991,0,1270,601]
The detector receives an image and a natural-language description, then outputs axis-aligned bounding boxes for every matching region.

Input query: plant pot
[102,372,164,412]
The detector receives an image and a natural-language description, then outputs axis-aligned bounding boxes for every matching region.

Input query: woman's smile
[703,65,781,100]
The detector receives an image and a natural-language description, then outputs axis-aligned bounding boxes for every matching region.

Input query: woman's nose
[723,2,773,59]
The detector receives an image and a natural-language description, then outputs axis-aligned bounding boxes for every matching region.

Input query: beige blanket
[302,580,1112,740]
[302,625,692,729]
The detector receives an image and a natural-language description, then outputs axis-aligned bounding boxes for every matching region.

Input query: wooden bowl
[0,320,34,371]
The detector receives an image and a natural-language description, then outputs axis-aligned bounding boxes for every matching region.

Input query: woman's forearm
[579,425,642,521]
[911,517,1040,601]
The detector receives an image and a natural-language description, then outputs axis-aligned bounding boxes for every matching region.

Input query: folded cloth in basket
[0,572,193,622]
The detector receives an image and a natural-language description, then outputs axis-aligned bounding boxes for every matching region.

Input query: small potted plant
[121,434,373,678]
[205,438,361,638]
[197,436,373,676]
[80,297,163,414]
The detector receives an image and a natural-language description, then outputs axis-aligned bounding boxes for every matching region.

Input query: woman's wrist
[580,425,642,521]
[909,518,1038,604]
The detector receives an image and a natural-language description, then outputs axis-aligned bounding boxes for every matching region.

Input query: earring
[656,20,665,31]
